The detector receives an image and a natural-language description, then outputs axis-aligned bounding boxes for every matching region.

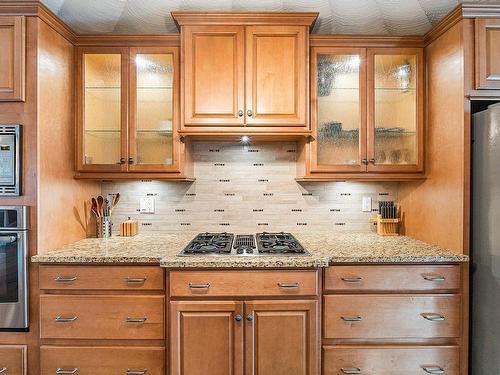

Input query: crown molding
[462,2,500,18]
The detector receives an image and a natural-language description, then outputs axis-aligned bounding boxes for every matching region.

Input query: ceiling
[41,0,481,35]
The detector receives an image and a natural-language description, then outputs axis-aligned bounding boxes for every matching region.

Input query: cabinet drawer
[41,346,164,375]
[39,265,164,291]
[324,294,460,339]
[0,346,26,375]
[169,270,318,297]
[323,346,459,375]
[40,295,164,339]
[324,265,461,292]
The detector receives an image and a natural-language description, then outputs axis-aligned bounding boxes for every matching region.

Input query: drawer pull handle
[341,316,362,322]
[422,274,445,282]
[421,313,445,321]
[126,277,147,283]
[421,366,445,374]
[126,317,147,324]
[54,276,78,282]
[188,282,210,289]
[341,277,363,283]
[0,368,7,373]
[56,368,79,374]
[55,316,78,323]
[341,368,362,374]
[126,369,148,375]
[277,282,300,288]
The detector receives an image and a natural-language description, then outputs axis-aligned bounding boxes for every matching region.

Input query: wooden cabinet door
[170,301,244,375]
[0,345,27,375]
[0,16,25,101]
[183,26,245,126]
[245,26,307,127]
[245,300,318,375]
[476,18,500,89]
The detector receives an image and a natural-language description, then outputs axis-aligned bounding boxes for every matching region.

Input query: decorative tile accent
[102,142,399,233]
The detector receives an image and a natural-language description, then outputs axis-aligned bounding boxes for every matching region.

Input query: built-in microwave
[0,206,28,330]
[0,125,21,196]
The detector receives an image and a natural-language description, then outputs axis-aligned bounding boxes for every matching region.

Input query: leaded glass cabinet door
[311,47,367,172]
[77,47,128,172]
[367,48,424,173]
[129,47,180,172]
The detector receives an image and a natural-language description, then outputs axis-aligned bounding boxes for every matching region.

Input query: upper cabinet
[76,45,191,178]
[475,18,500,89]
[305,46,424,179]
[0,16,25,101]
[173,12,317,133]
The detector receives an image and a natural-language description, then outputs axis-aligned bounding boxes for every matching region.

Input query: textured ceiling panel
[41,0,478,35]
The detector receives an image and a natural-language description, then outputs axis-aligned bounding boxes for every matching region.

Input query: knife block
[376,214,400,236]
[120,218,138,237]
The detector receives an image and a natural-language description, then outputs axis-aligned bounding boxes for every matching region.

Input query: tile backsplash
[102,142,399,233]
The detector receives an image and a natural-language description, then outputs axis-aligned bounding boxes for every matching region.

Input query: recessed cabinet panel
[0,16,25,102]
[476,19,500,89]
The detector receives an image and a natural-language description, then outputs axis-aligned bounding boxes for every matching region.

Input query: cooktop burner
[179,232,309,256]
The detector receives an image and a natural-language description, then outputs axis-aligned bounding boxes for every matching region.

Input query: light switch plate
[140,197,155,214]
[362,197,372,212]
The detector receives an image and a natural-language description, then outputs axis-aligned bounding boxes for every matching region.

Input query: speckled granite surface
[31,232,468,267]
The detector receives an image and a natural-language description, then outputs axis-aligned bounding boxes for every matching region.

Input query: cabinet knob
[246,314,253,321]
[128,157,134,164]
[117,158,126,165]
[238,110,244,117]
[234,314,242,322]
[247,109,253,117]
[361,159,368,165]
[369,158,376,164]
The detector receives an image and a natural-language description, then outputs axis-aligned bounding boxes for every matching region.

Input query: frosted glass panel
[374,54,417,165]
[317,54,361,165]
[84,53,121,165]
[135,54,174,166]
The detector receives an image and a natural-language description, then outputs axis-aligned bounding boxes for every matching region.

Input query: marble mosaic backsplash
[102,142,399,234]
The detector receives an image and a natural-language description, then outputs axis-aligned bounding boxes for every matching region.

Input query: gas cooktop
[179,232,309,256]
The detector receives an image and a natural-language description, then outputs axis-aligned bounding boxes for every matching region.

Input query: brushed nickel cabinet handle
[341,316,362,322]
[126,317,147,323]
[238,110,244,117]
[188,282,210,289]
[421,273,446,282]
[126,277,147,284]
[277,282,299,288]
[0,367,7,373]
[56,368,78,374]
[54,276,78,282]
[341,368,362,374]
[421,313,445,321]
[341,276,363,283]
[421,366,445,374]
[55,316,78,323]
[126,369,148,375]
[247,109,253,117]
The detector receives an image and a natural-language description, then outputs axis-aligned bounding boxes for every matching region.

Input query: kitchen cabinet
[0,16,25,101]
[76,46,190,178]
[305,46,424,179]
[174,12,316,133]
[475,18,500,89]
[0,345,27,375]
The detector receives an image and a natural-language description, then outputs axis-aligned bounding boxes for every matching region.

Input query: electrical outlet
[140,197,155,214]
[362,197,372,212]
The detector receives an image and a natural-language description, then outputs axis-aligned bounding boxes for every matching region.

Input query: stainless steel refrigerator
[472,102,500,375]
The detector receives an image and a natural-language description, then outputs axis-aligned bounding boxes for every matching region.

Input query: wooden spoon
[97,196,104,217]
[91,197,99,217]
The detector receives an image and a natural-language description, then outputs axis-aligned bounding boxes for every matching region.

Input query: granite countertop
[31,232,469,267]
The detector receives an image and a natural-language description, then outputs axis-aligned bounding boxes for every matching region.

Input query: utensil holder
[376,214,400,236]
[96,216,112,238]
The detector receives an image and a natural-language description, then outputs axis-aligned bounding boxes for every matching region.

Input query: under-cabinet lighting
[240,135,250,144]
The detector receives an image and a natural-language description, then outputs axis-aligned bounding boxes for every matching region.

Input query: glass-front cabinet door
[367,48,424,172]
[77,48,128,172]
[311,47,367,172]
[129,47,179,172]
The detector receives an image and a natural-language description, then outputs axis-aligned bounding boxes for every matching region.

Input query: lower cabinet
[40,346,165,375]
[170,299,318,375]
[0,345,27,375]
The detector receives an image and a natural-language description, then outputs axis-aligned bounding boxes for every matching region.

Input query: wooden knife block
[120,219,138,237]
[376,214,400,236]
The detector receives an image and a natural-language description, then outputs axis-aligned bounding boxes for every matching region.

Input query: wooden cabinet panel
[0,345,27,375]
[169,270,318,297]
[170,301,243,375]
[245,26,307,126]
[40,346,165,375]
[323,294,461,339]
[183,25,245,126]
[39,265,164,291]
[323,345,459,375]
[245,300,318,375]
[0,16,25,101]
[324,265,461,292]
[476,18,500,89]
[40,295,165,339]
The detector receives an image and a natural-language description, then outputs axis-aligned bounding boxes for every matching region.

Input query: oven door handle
[0,235,17,244]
